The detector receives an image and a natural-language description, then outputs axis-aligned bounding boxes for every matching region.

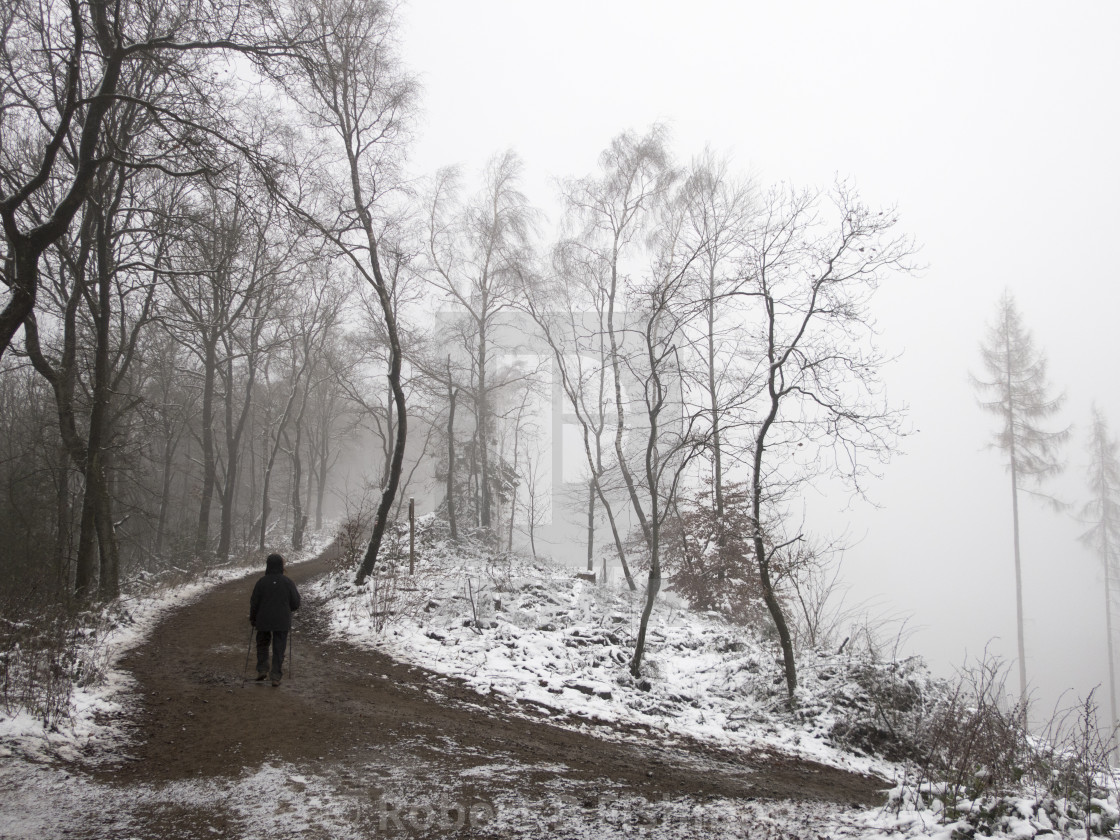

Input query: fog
[398,0,1120,718]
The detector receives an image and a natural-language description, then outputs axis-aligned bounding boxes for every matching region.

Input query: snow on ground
[312,537,892,776]
[2,526,1115,839]
[0,758,371,840]
[311,528,1120,840]
[0,745,897,840]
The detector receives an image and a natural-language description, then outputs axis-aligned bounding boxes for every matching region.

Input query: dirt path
[81,543,887,837]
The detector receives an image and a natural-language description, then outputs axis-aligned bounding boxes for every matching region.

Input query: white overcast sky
[397,0,1120,715]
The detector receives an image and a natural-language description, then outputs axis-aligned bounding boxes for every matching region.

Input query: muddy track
[87,542,887,836]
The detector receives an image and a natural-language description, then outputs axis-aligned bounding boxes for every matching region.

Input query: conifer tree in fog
[972,290,1069,709]
[1079,406,1120,753]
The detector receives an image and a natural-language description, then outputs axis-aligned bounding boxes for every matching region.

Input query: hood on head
[266,553,284,574]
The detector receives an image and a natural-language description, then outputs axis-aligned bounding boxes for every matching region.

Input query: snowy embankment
[0,533,332,765]
[312,539,882,775]
[311,527,1120,840]
[4,523,1117,840]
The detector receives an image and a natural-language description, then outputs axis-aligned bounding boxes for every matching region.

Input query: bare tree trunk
[506,392,531,553]
[1010,452,1028,709]
[314,461,325,531]
[355,277,407,583]
[707,275,725,523]
[1005,329,1028,710]
[446,368,459,542]
[259,360,304,549]
[528,482,538,558]
[753,383,798,699]
[469,428,480,528]
[259,431,281,550]
[54,444,72,597]
[93,459,120,600]
[291,389,306,550]
[91,223,119,600]
[313,386,338,531]
[154,430,175,557]
[305,432,315,529]
[194,337,217,556]
[314,426,329,530]
[607,260,652,548]
[596,481,636,590]
[1104,522,1118,763]
[585,480,595,573]
[629,317,667,678]
[353,225,408,585]
[247,420,259,547]
[75,472,99,597]
[507,455,517,553]
[218,341,256,558]
[477,330,491,530]
[291,455,304,549]
[585,410,635,589]
[630,543,661,677]
[218,353,237,558]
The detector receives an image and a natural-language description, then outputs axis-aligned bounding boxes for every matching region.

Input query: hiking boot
[256,672,268,681]
[270,674,282,687]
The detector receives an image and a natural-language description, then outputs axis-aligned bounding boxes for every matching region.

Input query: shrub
[0,599,113,730]
[654,484,779,627]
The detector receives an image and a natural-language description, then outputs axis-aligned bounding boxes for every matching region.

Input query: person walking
[249,553,301,686]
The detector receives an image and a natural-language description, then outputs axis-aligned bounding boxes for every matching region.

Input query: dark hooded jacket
[249,555,301,631]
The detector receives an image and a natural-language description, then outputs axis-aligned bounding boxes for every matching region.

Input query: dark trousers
[255,629,289,677]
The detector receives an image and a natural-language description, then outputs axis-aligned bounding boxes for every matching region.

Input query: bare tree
[523,127,676,593]
[423,151,538,535]
[491,368,548,552]
[518,437,549,559]
[524,278,637,591]
[137,328,197,559]
[973,290,1069,707]
[0,361,67,597]
[541,130,709,675]
[10,19,247,598]
[1078,405,1120,754]
[623,211,710,678]
[255,274,338,549]
[23,158,167,600]
[305,334,361,530]
[284,280,345,550]
[0,0,290,361]
[736,182,915,699]
[333,239,433,537]
[213,197,303,559]
[563,128,676,572]
[161,174,279,557]
[675,152,756,530]
[270,0,416,584]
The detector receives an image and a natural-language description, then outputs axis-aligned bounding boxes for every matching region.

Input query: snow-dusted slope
[313,541,885,775]
[3,524,1117,839]
[312,528,1120,840]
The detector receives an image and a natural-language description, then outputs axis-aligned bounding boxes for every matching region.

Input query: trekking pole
[289,623,295,681]
[243,625,253,678]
